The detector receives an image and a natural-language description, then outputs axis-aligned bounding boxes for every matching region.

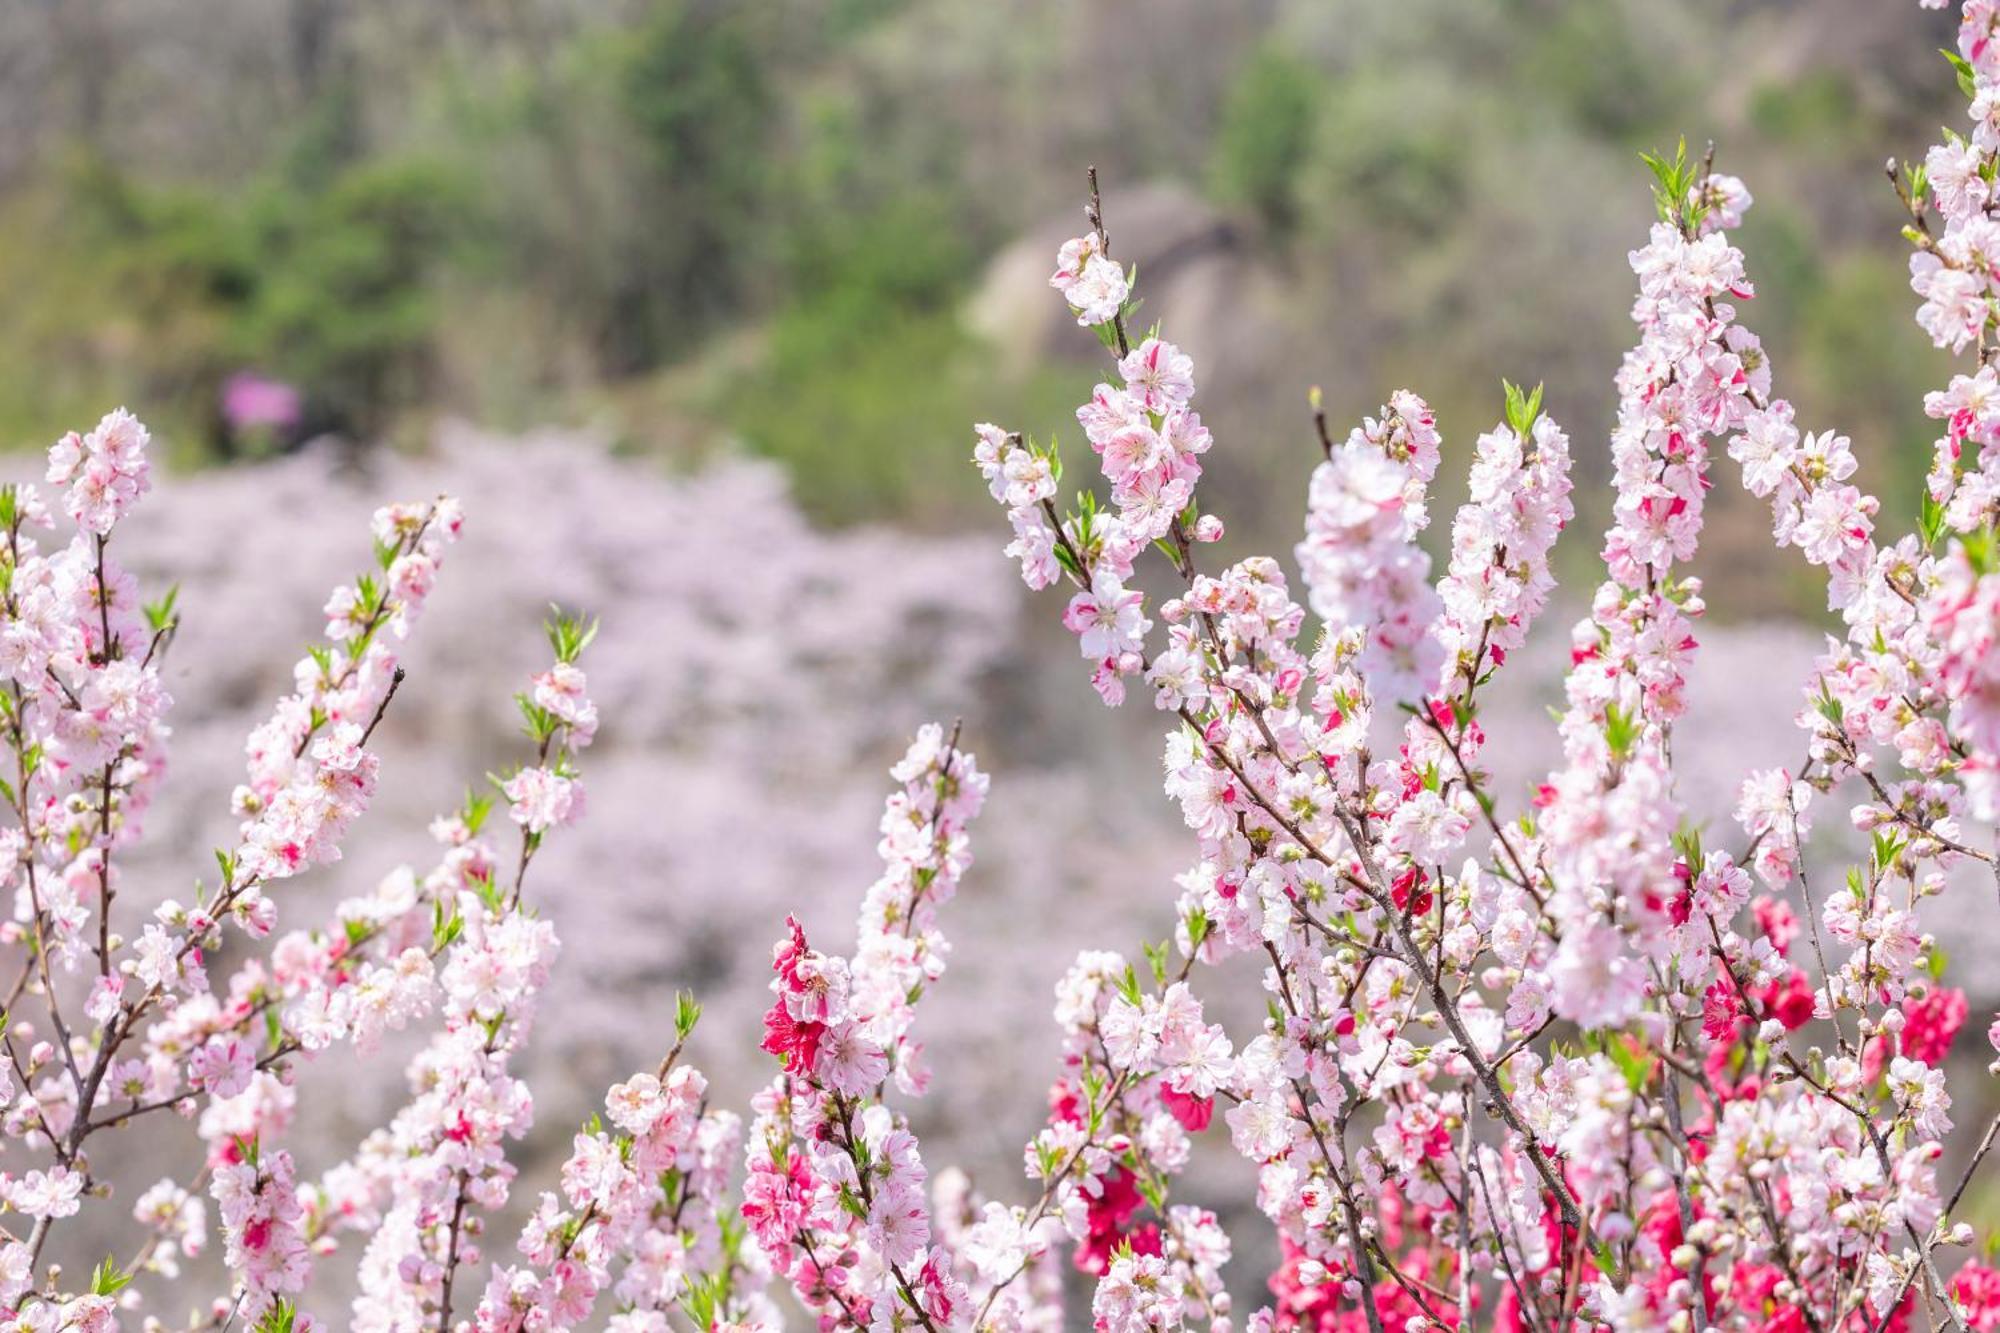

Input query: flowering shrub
[8,3,2000,1332]
[956,5,2000,1328]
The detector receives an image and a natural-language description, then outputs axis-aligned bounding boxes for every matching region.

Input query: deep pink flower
[1901,987,1970,1066]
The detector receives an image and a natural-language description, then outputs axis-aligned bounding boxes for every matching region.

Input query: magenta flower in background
[221,371,302,435]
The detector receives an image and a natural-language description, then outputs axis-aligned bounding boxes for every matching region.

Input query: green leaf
[1591,1240,1619,1279]
[675,990,703,1042]
[90,1256,134,1297]
[143,583,180,634]
[1605,1034,1656,1093]
[256,1299,299,1333]
[1603,703,1641,764]
[1919,490,1947,550]
[681,1271,726,1331]
[462,789,495,835]
[1671,825,1705,871]
[432,900,465,954]
[516,695,560,745]
[1639,137,1693,225]
[1945,47,1979,100]
[545,605,600,664]
[1963,524,1998,576]
[1053,540,1083,580]
[1502,379,1545,439]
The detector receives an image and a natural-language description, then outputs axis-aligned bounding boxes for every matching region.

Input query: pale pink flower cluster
[1876,13,2000,832]
[213,1146,310,1320]
[471,1055,755,1333]
[740,725,988,1331]
[0,418,628,1331]
[1530,174,1783,1031]
[46,408,151,536]
[946,27,2000,1323]
[974,324,1218,706]
[233,497,462,890]
[1432,410,1574,675]
[324,629,596,1333]
[1296,390,1445,701]
[1050,232,1130,328]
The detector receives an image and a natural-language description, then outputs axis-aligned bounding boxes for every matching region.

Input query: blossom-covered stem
[971,947,1208,1323]
[1417,706,1542,901]
[1855,757,1996,864]
[1085,166,1132,360]
[794,1227,874,1329]
[2,508,79,1100]
[502,731,554,914]
[1266,940,1387,1333]
[1872,1110,2000,1329]
[1755,1185,1831,1333]
[1366,1237,1455,1324]
[827,1098,944,1333]
[14,755,78,1096]
[1782,1052,1967,1331]
[967,1076,1132,1322]
[290,521,432,763]
[1470,1147,1552,1333]
[1658,1059,1710,1329]
[93,761,113,975]
[1787,798,1857,1058]
[434,691,588,1328]
[1339,808,1585,1232]
[432,1153,482,1332]
[89,861,462,1133]
[87,532,119,982]
[899,718,962,939]
[1054,186,1596,1286]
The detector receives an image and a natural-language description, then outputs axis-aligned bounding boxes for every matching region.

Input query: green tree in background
[599,3,774,371]
[1210,44,1320,240]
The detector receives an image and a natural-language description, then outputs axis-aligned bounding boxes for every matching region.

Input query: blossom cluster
[741,723,989,1331]
[948,11,2000,1326]
[0,407,1035,1331]
[5,2,2000,1330]
[0,401,634,1331]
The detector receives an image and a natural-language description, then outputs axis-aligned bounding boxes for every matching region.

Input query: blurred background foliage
[0,0,1972,614]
